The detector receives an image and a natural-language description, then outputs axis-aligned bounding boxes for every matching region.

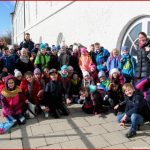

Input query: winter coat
[20,79,43,105]
[118,54,136,78]
[19,40,34,52]
[1,86,26,117]
[124,90,147,119]
[34,53,50,71]
[135,77,150,101]
[106,55,121,72]
[79,54,93,72]
[15,58,34,75]
[94,47,110,72]
[58,52,70,68]
[135,40,150,79]
[0,55,15,73]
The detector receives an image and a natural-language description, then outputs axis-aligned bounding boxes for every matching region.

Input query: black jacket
[135,39,150,79]
[19,40,34,52]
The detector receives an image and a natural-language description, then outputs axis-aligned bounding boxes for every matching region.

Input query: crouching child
[44,69,69,118]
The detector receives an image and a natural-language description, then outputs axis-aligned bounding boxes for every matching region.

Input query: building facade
[12,1,150,53]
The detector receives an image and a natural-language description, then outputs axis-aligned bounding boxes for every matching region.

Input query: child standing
[118,46,136,83]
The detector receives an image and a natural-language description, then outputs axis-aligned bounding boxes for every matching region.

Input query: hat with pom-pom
[14,69,22,77]
[109,68,120,76]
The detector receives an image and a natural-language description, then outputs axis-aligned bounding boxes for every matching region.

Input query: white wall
[13,1,150,51]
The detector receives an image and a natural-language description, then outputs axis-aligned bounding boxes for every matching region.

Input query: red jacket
[20,79,42,105]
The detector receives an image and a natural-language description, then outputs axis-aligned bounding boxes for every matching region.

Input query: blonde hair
[122,83,135,93]
[110,48,120,57]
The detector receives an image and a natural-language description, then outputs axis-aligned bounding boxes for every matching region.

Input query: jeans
[117,113,144,133]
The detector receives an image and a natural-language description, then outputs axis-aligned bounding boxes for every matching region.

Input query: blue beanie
[40,43,46,50]
[61,65,68,71]
[121,46,129,51]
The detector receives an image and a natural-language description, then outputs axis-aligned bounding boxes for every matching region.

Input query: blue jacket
[106,55,121,72]
[94,47,110,72]
[118,54,136,78]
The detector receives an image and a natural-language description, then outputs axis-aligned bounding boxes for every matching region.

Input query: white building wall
[13,1,150,51]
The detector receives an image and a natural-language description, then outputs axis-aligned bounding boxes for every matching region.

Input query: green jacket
[34,54,50,70]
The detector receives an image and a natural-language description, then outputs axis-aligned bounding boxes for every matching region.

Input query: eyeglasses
[8,82,14,84]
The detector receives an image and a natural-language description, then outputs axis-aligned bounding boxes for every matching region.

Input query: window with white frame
[122,17,150,56]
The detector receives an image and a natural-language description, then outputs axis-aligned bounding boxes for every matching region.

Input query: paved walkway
[0,104,150,149]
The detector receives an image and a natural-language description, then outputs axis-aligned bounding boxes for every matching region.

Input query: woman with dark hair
[135,32,150,81]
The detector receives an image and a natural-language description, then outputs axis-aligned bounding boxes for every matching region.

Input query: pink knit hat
[80,47,87,54]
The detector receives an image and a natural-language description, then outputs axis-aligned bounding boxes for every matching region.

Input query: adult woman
[135,32,150,80]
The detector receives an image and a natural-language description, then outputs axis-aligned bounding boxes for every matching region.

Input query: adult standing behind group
[0,38,7,57]
[135,32,150,81]
[19,33,34,54]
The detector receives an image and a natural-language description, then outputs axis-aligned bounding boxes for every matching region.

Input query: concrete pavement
[0,104,150,149]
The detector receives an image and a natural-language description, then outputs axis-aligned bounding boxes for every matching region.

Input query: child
[59,65,72,104]
[89,64,98,83]
[118,46,136,83]
[79,47,93,73]
[14,69,23,86]
[106,48,121,72]
[44,69,69,118]
[34,43,50,71]
[117,83,148,138]
[0,75,26,134]
[107,82,125,115]
[109,68,124,86]
[69,72,81,103]
[94,42,110,72]
[42,67,50,84]
[20,71,44,116]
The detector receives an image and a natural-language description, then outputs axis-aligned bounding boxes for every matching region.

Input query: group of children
[0,37,150,138]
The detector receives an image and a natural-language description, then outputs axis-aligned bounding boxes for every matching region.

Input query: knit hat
[89,85,97,93]
[80,47,87,54]
[82,71,90,77]
[40,43,46,50]
[98,71,106,78]
[34,68,41,74]
[121,46,129,51]
[52,45,57,51]
[14,69,22,77]
[110,68,120,76]
[61,65,68,71]
[49,68,57,75]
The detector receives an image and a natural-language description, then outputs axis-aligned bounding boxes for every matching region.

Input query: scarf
[71,79,78,85]
[20,56,29,63]
[61,72,68,78]
[1,86,21,98]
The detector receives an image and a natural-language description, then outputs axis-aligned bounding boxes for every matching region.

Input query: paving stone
[103,113,117,122]
[143,136,150,145]
[85,116,106,125]
[22,136,46,148]
[31,124,53,136]
[64,128,86,140]
[60,139,87,148]
[20,126,33,137]
[37,143,62,149]
[0,139,23,148]
[105,143,127,148]
[38,117,58,125]
[71,118,90,128]
[50,121,73,132]
[24,118,39,127]
[124,139,150,148]
[87,135,110,148]
[0,132,10,140]
[102,131,129,145]
[11,128,22,139]
[83,124,107,136]
[102,121,123,132]
[45,131,69,145]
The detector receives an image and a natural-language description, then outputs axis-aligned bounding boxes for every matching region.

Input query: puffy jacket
[135,40,150,79]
